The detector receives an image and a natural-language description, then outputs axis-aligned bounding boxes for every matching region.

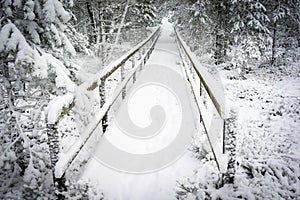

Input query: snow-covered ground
[176,59,300,199]
[221,67,300,199]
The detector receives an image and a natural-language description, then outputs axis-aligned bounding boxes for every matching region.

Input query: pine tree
[264,0,300,66]
[0,0,78,198]
[127,0,157,28]
[169,0,231,64]
[229,0,270,67]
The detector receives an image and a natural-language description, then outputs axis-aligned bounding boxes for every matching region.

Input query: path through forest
[80,19,201,200]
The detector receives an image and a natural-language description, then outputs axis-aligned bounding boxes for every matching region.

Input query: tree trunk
[214,1,226,65]
[214,30,222,65]
[271,22,277,67]
[106,0,130,63]
[86,1,97,43]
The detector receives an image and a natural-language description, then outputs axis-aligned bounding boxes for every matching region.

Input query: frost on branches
[0,0,89,198]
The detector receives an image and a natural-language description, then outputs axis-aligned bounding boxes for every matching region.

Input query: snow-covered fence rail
[88,27,161,131]
[50,27,161,185]
[175,29,229,180]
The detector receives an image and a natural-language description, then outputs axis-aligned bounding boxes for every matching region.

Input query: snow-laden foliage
[62,180,105,199]
[229,0,270,66]
[0,0,93,198]
[168,1,300,198]
[168,0,300,68]
[1,0,159,198]
[175,50,300,200]
[72,0,158,66]
[128,0,157,27]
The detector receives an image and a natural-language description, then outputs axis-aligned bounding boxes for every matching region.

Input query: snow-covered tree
[1,0,160,197]
[168,0,208,50]
[71,0,158,65]
[264,0,300,66]
[167,0,299,68]
[0,0,80,198]
[127,0,157,28]
[228,0,270,67]
[169,0,231,64]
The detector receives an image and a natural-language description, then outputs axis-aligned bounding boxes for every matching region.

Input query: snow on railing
[175,29,228,177]
[50,27,161,183]
[87,27,161,91]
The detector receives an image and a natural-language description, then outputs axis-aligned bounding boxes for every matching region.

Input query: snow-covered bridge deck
[50,18,228,200]
[80,19,201,200]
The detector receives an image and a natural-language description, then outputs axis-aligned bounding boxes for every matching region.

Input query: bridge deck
[80,19,201,200]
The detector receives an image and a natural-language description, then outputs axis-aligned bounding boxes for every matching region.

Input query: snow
[43,0,56,22]
[50,24,62,46]
[93,27,160,86]
[82,152,200,200]
[12,0,22,8]
[176,28,228,173]
[0,0,298,198]
[224,72,300,198]
[175,30,226,118]
[27,21,40,44]
[78,18,202,199]
[60,31,76,56]
[176,47,300,199]
[105,0,130,63]
[24,0,35,20]
[47,93,74,124]
[44,53,75,92]
[33,50,48,78]
[54,27,159,180]
[0,23,33,57]
[43,0,70,23]
[71,56,103,83]
[0,23,38,72]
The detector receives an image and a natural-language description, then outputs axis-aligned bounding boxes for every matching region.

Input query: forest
[0,0,299,199]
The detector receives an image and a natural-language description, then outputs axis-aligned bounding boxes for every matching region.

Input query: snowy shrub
[176,160,221,200]
[62,180,105,200]
[190,134,211,162]
[0,0,87,198]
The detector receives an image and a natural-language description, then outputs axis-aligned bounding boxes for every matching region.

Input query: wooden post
[147,49,151,60]
[223,119,226,154]
[223,113,237,184]
[132,55,136,83]
[133,71,136,83]
[200,81,202,96]
[99,79,108,132]
[140,61,143,71]
[271,22,277,67]
[46,123,66,197]
[121,63,126,99]
[132,55,135,68]
[139,50,143,60]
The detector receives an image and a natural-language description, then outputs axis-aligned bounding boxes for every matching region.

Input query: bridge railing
[174,29,228,175]
[94,27,161,132]
[46,27,160,188]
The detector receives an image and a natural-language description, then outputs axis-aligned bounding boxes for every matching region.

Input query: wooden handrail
[88,27,161,91]
[54,27,161,179]
[175,28,227,175]
[174,29,225,119]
